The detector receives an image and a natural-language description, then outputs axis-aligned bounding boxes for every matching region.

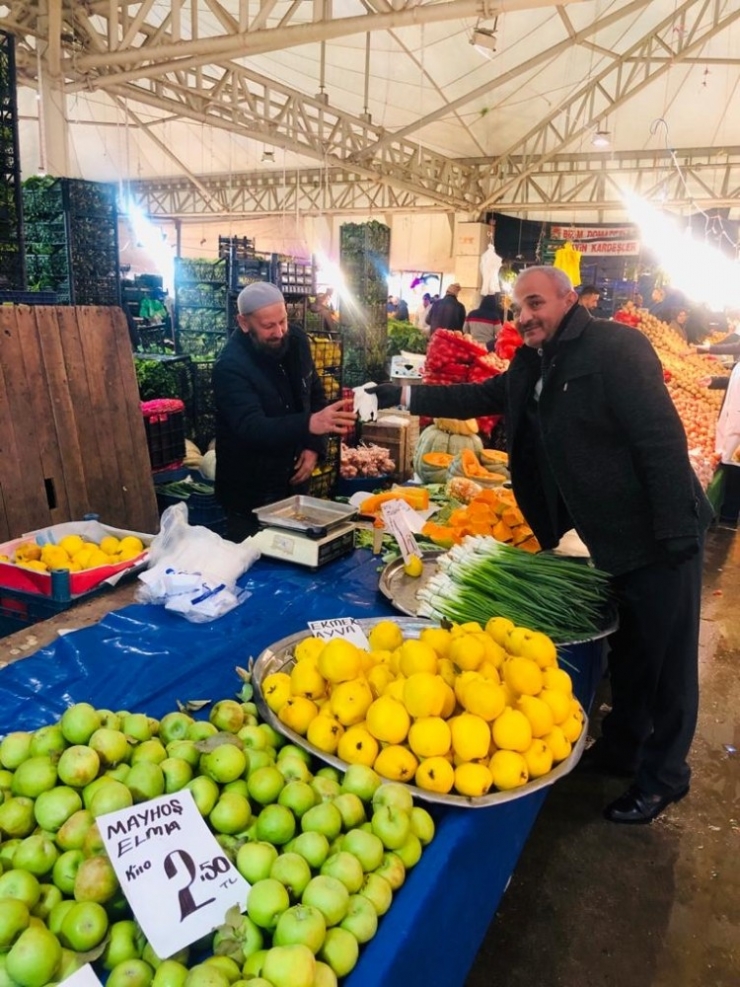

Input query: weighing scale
[251,496,358,569]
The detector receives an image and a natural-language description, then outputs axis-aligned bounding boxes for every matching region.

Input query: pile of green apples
[0,694,435,987]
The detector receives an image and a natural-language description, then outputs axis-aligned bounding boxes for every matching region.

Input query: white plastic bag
[135,503,260,622]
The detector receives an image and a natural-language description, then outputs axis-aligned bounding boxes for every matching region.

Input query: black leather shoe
[603,785,689,824]
[578,739,636,779]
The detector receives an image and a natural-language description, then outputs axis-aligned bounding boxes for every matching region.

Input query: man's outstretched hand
[309,399,357,436]
[364,383,402,408]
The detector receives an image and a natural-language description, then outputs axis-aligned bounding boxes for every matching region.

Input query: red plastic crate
[141,398,186,470]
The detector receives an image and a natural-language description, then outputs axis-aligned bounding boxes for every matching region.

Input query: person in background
[370,266,712,825]
[577,285,600,311]
[414,292,432,330]
[649,285,671,322]
[464,293,504,349]
[696,323,740,360]
[309,289,339,333]
[213,282,356,541]
[390,296,410,322]
[426,282,466,335]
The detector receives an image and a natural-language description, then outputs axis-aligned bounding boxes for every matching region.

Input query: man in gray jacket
[372,266,712,824]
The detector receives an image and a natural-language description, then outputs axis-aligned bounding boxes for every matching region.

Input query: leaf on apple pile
[77,934,111,966]
[193,732,246,753]
[176,699,212,712]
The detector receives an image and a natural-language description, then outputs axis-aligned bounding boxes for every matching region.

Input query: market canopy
[2,0,740,219]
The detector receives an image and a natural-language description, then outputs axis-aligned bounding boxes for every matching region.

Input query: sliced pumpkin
[480,449,509,465]
[422,452,455,468]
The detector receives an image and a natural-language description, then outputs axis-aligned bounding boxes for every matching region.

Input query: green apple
[273,904,326,954]
[131,739,167,766]
[200,746,247,785]
[0,768,13,792]
[222,779,250,798]
[11,756,58,798]
[318,926,359,977]
[339,893,378,943]
[165,740,201,768]
[300,802,342,841]
[320,852,364,894]
[200,957,239,984]
[235,842,278,884]
[246,750,276,776]
[30,883,62,922]
[257,723,285,750]
[52,850,84,895]
[275,756,311,785]
[0,898,30,950]
[47,899,75,937]
[57,745,101,788]
[61,703,102,745]
[102,919,140,970]
[106,764,131,783]
[209,793,252,835]
[278,781,316,819]
[82,821,105,856]
[290,831,330,870]
[0,869,41,909]
[315,766,342,783]
[60,900,109,951]
[121,714,153,743]
[55,808,94,851]
[157,712,194,745]
[13,834,58,877]
[310,777,341,803]
[236,725,267,751]
[29,725,67,759]
[301,875,349,927]
[182,965,229,987]
[0,732,32,770]
[255,804,296,846]
[82,775,115,809]
[395,831,422,869]
[371,781,413,813]
[6,925,62,987]
[209,700,245,734]
[126,761,165,802]
[152,960,189,987]
[186,721,218,742]
[107,958,155,987]
[410,805,436,845]
[374,851,406,890]
[98,709,122,731]
[158,758,193,795]
[33,786,82,832]
[0,838,21,869]
[242,950,268,978]
[89,728,132,767]
[0,796,36,837]
[340,763,382,803]
[269,852,311,899]
[332,793,366,830]
[248,765,285,805]
[186,775,220,816]
[142,942,190,971]
[357,872,393,915]
[261,944,315,987]
[371,805,411,850]
[212,914,263,963]
[313,960,339,987]
[246,878,291,932]
[341,828,384,873]
[89,779,134,818]
[73,854,119,903]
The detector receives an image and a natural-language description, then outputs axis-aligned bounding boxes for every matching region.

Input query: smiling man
[212,282,356,540]
[369,265,712,824]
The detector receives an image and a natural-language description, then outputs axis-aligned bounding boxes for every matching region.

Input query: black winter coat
[213,326,326,514]
[427,295,466,333]
[411,306,712,575]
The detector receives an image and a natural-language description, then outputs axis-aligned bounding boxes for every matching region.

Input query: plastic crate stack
[134,353,195,436]
[22,178,120,305]
[307,331,343,499]
[140,398,187,471]
[218,236,255,260]
[0,31,24,292]
[174,257,229,359]
[277,255,316,296]
[191,360,218,455]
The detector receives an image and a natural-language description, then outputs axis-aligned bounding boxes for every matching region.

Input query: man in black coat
[426,282,466,334]
[372,266,712,824]
[213,282,356,540]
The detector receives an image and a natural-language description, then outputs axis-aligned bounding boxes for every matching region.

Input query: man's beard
[250,332,289,359]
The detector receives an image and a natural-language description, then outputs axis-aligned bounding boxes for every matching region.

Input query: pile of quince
[0,534,145,573]
[260,618,584,798]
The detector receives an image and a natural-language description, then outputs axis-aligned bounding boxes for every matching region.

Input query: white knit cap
[237,282,285,315]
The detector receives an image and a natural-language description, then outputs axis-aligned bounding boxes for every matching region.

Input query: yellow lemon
[542,667,574,695]
[41,545,70,566]
[99,536,121,556]
[307,714,344,754]
[440,682,456,719]
[0,554,9,562]
[317,639,364,684]
[118,547,144,562]
[261,672,292,713]
[516,695,555,738]
[365,696,410,745]
[290,660,327,701]
[471,633,505,668]
[278,696,319,735]
[478,660,501,683]
[337,726,379,767]
[371,649,393,666]
[458,621,484,634]
[489,750,530,790]
[367,620,403,652]
[17,559,48,572]
[449,713,491,761]
[359,650,376,674]
[460,680,507,722]
[485,616,515,646]
[294,636,325,663]
[402,554,423,578]
[437,657,457,688]
[453,762,493,797]
[330,678,374,726]
[420,626,453,660]
[403,673,446,718]
[519,631,558,669]
[454,670,483,706]
[373,744,418,782]
[66,561,83,573]
[539,688,571,725]
[398,639,439,677]
[72,549,93,569]
[367,664,395,698]
[522,740,553,779]
[504,626,534,656]
[448,634,486,672]
[14,541,42,562]
[560,707,585,743]
[383,677,406,702]
[119,536,144,554]
[491,708,532,753]
[59,535,84,556]
[415,756,455,794]
[542,726,572,763]
[85,549,111,569]
[503,657,543,696]
[407,717,452,759]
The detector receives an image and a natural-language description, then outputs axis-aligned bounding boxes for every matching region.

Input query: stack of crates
[307,331,344,499]
[174,257,229,359]
[141,398,186,471]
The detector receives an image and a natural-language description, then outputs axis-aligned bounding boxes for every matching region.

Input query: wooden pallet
[0,305,159,540]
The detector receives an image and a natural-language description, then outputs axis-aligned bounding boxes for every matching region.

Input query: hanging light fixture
[592,130,611,148]
[470,18,498,56]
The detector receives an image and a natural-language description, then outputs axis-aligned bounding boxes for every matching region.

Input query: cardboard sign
[60,965,104,987]
[308,617,371,648]
[381,499,421,563]
[98,789,250,959]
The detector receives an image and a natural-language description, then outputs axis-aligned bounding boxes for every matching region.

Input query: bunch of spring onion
[416,535,612,641]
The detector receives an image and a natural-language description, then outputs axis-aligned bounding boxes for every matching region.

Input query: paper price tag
[60,965,104,987]
[99,789,250,959]
[308,617,371,648]
[381,500,420,563]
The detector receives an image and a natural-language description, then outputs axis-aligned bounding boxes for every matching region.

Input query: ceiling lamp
[261,149,275,163]
[471,27,497,51]
[592,130,611,148]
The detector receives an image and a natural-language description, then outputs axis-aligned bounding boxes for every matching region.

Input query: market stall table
[0,548,608,987]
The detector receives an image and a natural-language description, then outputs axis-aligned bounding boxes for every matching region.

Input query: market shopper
[463,293,504,349]
[426,282,466,334]
[577,284,600,311]
[213,282,356,540]
[369,265,712,824]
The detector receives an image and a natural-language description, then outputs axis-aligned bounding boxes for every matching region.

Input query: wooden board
[0,305,159,541]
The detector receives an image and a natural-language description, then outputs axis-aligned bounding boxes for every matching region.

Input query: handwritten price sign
[307,617,370,648]
[99,790,250,958]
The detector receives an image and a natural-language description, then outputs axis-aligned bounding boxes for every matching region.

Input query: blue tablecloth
[0,549,605,987]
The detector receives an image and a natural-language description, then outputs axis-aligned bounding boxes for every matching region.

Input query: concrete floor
[466,526,740,987]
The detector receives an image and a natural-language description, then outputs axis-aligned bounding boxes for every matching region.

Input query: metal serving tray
[252,616,588,809]
[253,496,357,539]
[378,550,444,617]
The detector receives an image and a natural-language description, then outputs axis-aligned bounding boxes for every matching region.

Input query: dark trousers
[719,463,740,523]
[225,511,260,542]
[600,545,703,796]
